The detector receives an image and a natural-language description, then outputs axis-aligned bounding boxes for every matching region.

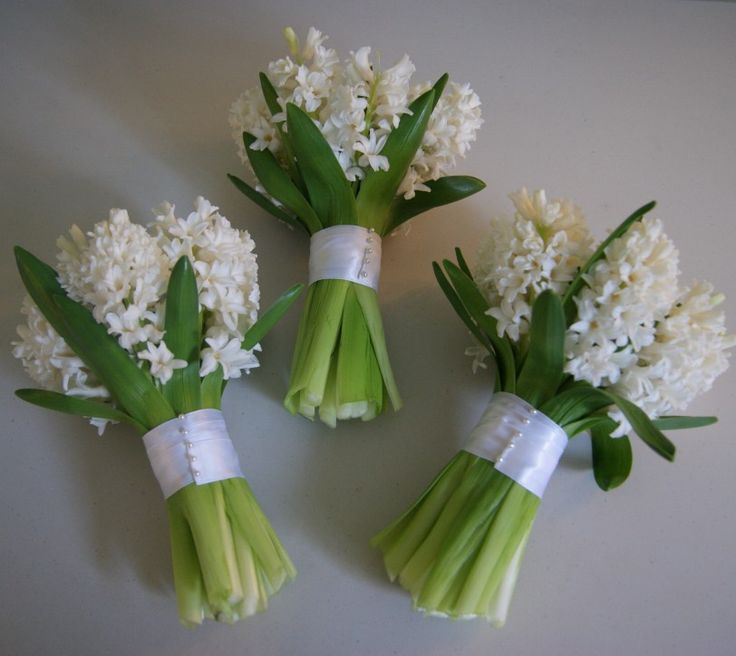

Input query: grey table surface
[2,1,735,655]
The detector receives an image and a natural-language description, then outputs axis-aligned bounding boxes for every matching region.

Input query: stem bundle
[372,451,538,626]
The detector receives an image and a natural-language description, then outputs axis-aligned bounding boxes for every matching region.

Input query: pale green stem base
[372,451,539,626]
[167,477,296,626]
[284,279,401,427]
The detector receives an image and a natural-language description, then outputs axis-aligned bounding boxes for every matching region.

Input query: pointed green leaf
[15,247,73,339]
[562,201,656,320]
[243,283,304,350]
[516,290,565,407]
[227,173,303,230]
[242,132,321,233]
[258,72,307,194]
[563,415,611,438]
[259,72,282,115]
[201,366,225,409]
[387,176,486,232]
[429,73,449,111]
[15,247,173,428]
[652,415,717,430]
[356,89,435,233]
[454,246,473,279]
[601,390,675,461]
[51,294,174,429]
[591,421,633,491]
[15,388,147,433]
[442,259,516,392]
[286,103,357,227]
[432,262,491,352]
[540,381,611,427]
[162,256,201,414]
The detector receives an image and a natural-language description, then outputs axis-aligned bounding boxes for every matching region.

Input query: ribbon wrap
[308,224,381,290]
[464,392,567,498]
[142,409,244,499]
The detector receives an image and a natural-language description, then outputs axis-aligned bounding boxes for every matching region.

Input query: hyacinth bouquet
[228,27,485,426]
[13,198,301,625]
[373,190,734,625]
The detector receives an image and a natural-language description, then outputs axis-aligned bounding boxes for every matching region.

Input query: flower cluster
[229,27,482,198]
[13,197,260,432]
[474,188,594,341]
[473,189,734,434]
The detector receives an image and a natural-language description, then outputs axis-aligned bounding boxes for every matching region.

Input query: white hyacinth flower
[137,341,187,385]
[229,26,481,187]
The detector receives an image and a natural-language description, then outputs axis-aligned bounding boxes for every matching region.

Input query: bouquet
[228,26,485,425]
[372,189,734,625]
[12,197,301,625]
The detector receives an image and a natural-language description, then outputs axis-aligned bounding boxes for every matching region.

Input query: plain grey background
[2,1,735,655]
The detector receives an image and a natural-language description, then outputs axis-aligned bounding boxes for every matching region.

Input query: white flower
[353,130,389,172]
[400,81,483,198]
[474,188,594,341]
[13,296,112,431]
[200,329,260,379]
[607,280,735,434]
[15,196,263,435]
[229,27,480,188]
[137,341,187,385]
[566,217,680,389]
[55,208,170,352]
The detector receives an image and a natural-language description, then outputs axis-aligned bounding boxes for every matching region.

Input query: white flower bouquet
[228,27,485,425]
[372,190,734,625]
[13,198,302,625]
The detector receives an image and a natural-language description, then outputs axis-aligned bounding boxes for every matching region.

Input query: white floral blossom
[471,190,734,437]
[14,196,262,433]
[474,188,594,341]
[353,130,389,171]
[229,26,481,195]
[200,329,260,379]
[137,341,187,385]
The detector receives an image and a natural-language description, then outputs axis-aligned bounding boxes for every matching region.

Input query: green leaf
[515,290,566,406]
[454,247,473,279]
[15,247,73,340]
[258,72,282,115]
[286,103,357,227]
[15,388,147,434]
[51,294,174,429]
[562,201,656,320]
[356,89,435,233]
[241,132,322,233]
[258,72,306,192]
[15,247,173,429]
[428,73,449,111]
[242,283,304,350]
[227,173,303,230]
[162,256,201,414]
[441,259,516,392]
[652,415,718,430]
[601,390,675,461]
[387,176,486,232]
[432,263,492,352]
[201,366,224,409]
[591,421,633,491]
[540,381,611,427]
[563,415,611,438]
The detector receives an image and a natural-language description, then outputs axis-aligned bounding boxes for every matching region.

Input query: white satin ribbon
[309,224,381,290]
[142,409,244,499]
[463,392,567,498]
